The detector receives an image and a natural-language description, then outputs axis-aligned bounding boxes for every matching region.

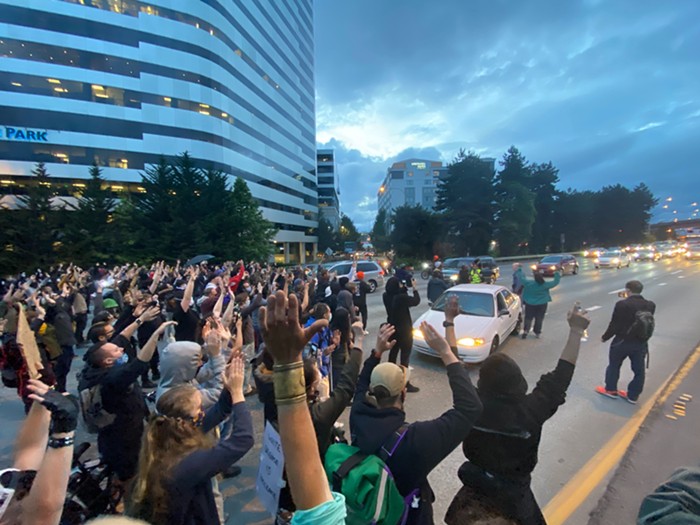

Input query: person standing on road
[383,276,421,392]
[352,271,371,333]
[596,280,656,404]
[446,304,591,525]
[468,259,483,284]
[514,264,561,339]
[427,269,449,304]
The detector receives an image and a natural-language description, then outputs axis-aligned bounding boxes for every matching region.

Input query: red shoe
[595,386,619,399]
[618,391,637,404]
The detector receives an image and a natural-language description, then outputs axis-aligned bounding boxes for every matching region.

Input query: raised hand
[375,324,397,354]
[419,321,452,357]
[259,290,327,364]
[444,294,460,322]
[567,303,591,334]
[224,355,245,399]
[26,379,79,434]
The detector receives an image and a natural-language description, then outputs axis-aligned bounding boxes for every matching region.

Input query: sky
[313,0,700,231]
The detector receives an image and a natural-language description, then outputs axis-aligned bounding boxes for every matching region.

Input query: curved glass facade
[0,0,318,250]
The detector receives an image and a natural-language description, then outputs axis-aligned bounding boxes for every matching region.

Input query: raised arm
[181,267,197,313]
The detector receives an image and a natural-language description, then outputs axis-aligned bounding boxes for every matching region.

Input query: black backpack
[627,309,655,342]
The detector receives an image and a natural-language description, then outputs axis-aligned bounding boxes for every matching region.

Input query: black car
[442,256,500,284]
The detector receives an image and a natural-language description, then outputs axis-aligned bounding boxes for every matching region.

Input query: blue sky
[314,0,700,231]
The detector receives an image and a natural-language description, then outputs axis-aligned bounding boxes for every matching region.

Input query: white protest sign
[256,421,286,516]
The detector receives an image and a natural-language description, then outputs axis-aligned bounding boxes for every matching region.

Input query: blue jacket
[515,268,560,305]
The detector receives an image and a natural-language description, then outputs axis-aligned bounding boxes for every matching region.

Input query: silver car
[325,260,386,292]
[595,250,633,269]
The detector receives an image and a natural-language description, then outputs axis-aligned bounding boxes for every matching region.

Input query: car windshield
[431,291,495,317]
[443,258,473,269]
[601,251,622,257]
[540,256,563,263]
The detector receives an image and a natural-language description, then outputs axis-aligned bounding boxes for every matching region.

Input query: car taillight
[379,269,384,276]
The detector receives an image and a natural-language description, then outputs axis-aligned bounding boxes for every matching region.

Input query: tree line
[370,146,658,260]
[0,153,276,274]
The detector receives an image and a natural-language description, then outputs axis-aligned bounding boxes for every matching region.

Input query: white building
[377,158,448,229]
[316,148,340,231]
[0,0,318,262]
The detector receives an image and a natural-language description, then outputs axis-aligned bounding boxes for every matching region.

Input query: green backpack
[324,423,412,525]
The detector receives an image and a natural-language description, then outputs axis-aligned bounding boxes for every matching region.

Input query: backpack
[627,309,655,342]
[78,381,116,434]
[324,423,414,525]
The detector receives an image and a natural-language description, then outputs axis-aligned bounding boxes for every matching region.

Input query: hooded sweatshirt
[156,342,226,409]
[350,355,482,525]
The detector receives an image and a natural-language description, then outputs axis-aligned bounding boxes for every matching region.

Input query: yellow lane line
[543,344,700,524]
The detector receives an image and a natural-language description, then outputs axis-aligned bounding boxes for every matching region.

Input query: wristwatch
[442,321,454,328]
[135,318,143,326]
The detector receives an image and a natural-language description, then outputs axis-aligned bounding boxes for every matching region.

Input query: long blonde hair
[126,385,213,524]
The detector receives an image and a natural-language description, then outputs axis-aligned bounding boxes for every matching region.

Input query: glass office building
[0,0,317,262]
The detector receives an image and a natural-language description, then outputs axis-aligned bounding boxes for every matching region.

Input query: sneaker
[521,333,527,339]
[595,386,619,399]
[151,371,161,381]
[619,391,638,404]
[243,385,257,397]
[141,379,157,389]
[222,465,242,479]
[535,333,541,339]
[406,382,420,393]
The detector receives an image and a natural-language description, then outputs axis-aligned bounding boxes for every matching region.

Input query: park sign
[0,125,49,142]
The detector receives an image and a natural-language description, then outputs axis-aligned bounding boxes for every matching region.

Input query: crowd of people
[0,255,675,525]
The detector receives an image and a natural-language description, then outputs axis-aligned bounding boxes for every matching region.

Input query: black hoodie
[350,355,482,525]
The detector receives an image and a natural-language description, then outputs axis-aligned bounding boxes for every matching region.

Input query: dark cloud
[315,0,700,230]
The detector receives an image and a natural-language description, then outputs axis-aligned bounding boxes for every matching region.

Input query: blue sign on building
[0,126,49,142]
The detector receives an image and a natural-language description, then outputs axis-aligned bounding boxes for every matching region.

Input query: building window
[405,187,415,205]
[390,170,404,179]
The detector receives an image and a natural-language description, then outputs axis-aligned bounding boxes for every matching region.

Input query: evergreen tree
[389,206,441,260]
[435,150,496,255]
[133,156,176,260]
[12,162,58,270]
[339,214,361,249]
[528,162,560,252]
[317,216,339,252]
[228,177,276,261]
[370,208,390,252]
[495,147,536,255]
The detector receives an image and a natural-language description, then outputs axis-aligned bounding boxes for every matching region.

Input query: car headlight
[549,265,556,270]
[413,328,424,339]
[612,258,619,264]
[594,258,599,263]
[530,264,537,270]
[457,337,486,347]
[583,250,589,257]
[450,274,458,281]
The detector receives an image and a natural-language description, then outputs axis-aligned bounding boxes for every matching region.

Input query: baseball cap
[370,362,410,397]
[103,298,119,309]
[204,282,217,291]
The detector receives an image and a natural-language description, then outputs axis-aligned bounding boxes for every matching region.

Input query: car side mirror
[428,301,433,307]
[499,308,510,317]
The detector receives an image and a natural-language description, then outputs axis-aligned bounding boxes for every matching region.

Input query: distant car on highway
[412,284,521,363]
[594,249,633,269]
[323,259,385,292]
[634,248,661,262]
[686,243,700,260]
[582,247,604,258]
[532,254,579,276]
[442,256,500,284]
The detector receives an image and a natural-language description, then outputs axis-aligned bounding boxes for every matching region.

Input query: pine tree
[370,209,390,252]
[229,177,276,261]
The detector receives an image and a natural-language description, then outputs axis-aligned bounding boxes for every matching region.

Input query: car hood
[413,308,494,339]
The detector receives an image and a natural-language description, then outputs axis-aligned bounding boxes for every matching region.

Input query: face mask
[244,286,252,294]
[114,353,129,366]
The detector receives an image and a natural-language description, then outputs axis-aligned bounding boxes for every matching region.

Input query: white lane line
[609,288,626,295]
[659,282,668,286]
[679,276,686,279]
[586,306,602,312]
[671,270,683,275]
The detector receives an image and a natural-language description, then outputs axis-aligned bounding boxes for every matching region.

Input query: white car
[412,284,521,364]
[594,250,632,269]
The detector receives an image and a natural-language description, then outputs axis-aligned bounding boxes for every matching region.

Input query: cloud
[315,0,700,231]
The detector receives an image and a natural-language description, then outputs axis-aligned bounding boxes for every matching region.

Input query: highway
[1,255,698,524]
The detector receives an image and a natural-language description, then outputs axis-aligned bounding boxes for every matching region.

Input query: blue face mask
[114,353,129,366]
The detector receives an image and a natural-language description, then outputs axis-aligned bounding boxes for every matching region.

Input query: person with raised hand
[258,289,347,524]
[446,303,591,525]
[348,311,482,525]
[127,355,253,525]
[1,379,79,525]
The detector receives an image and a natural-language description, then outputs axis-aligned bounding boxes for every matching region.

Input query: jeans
[74,312,88,344]
[388,334,413,367]
[605,337,647,400]
[523,303,548,335]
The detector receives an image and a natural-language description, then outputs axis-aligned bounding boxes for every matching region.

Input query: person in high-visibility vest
[469,259,483,284]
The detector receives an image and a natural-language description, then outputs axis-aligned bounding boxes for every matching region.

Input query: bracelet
[48,436,75,449]
[273,362,306,405]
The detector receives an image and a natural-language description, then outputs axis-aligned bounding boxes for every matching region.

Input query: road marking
[608,289,626,295]
[658,283,667,286]
[586,306,602,312]
[671,270,683,275]
[679,276,686,279]
[543,344,700,525]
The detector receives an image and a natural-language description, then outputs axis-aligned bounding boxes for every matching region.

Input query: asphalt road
[1,256,699,524]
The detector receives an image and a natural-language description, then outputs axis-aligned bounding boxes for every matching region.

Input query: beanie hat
[356,271,365,280]
[477,353,528,398]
